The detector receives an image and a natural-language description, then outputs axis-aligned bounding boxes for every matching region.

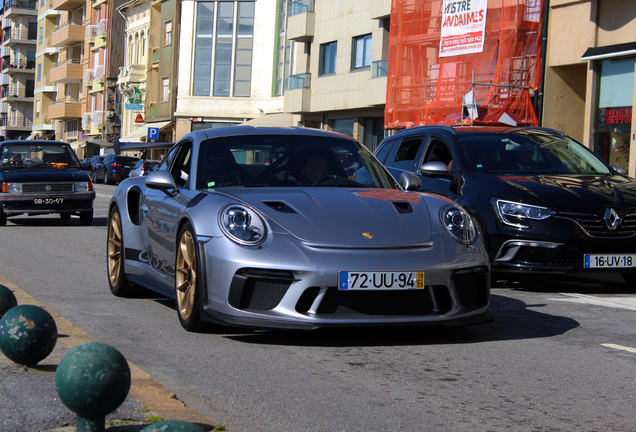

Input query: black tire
[60,213,71,221]
[0,211,6,226]
[79,210,93,226]
[107,206,136,297]
[175,223,205,331]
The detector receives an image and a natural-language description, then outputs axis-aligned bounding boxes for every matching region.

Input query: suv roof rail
[513,126,566,137]
[394,125,458,136]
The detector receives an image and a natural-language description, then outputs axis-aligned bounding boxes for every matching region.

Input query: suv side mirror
[145,170,178,196]
[611,164,628,175]
[419,161,449,175]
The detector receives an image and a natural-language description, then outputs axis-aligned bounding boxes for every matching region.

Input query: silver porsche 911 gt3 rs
[107,126,492,331]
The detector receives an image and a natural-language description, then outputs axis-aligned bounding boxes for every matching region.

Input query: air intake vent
[392,201,413,214]
[263,201,296,213]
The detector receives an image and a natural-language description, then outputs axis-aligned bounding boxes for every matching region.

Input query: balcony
[4,0,38,18]
[284,85,311,114]
[370,0,391,19]
[3,59,36,74]
[49,96,82,119]
[92,0,107,7]
[118,64,146,86]
[90,110,103,135]
[0,113,33,131]
[3,29,37,46]
[371,59,388,78]
[1,86,35,102]
[50,58,84,84]
[52,19,85,47]
[287,72,311,90]
[287,9,315,42]
[83,68,94,86]
[85,25,97,44]
[51,0,85,11]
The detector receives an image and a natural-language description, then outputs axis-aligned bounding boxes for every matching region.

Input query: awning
[581,42,636,61]
[87,138,113,148]
[242,113,298,127]
[119,121,172,142]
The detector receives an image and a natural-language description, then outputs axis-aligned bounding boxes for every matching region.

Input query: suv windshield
[0,143,80,169]
[457,132,611,175]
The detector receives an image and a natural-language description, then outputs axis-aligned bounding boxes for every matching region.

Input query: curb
[0,275,218,430]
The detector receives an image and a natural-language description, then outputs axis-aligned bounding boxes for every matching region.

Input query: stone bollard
[0,284,17,318]
[0,304,57,366]
[55,342,131,432]
[140,420,206,432]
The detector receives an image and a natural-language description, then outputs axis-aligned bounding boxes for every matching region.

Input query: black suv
[95,154,139,184]
[0,141,95,225]
[375,125,636,287]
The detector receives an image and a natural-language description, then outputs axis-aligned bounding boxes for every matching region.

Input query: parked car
[88,155,105,182]
[96,154,139,184]
[375,125,636,287]
[107,126,492,331]
[129,159,161,178]
[0,140,95,225]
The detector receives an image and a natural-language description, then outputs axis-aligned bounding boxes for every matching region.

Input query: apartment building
[33,0,123,158]
[542,0,636,177]
[175,0,287,140]
[283,0,390,150]
[1,0,37,141]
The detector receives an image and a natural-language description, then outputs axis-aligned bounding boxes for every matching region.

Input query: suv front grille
[22,182,74,193]
[559,210,636,238]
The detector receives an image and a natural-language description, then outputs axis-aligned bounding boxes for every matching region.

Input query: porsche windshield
[196,135,399,189]
[0,143,80,169]
[457,132,612,175]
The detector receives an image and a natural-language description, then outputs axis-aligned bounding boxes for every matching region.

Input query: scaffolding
[385,0,544,129]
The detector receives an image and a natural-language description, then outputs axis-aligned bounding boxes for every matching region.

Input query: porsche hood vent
[263,201,297,213]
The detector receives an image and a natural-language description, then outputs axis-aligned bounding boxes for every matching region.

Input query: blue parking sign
[148,127,159,140]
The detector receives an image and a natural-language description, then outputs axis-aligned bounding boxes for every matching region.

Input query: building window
[164,20,172,46]
[331,118,354,137]
[352,34,372,71]
[68,119,79,138]
[319,41,337,76]
[37,63,41,82]
[162,77,170,101]
[193,1,255,98]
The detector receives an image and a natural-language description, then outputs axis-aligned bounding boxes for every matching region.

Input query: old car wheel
[176,223,204,331]
[80,210,93,226]
[0,211,6,226]
[107,206,135,297]
[60,213,71,221]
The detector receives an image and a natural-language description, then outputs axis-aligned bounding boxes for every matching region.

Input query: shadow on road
[223,294,580,347]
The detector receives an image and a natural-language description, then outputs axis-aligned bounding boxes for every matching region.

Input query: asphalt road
[1,183,636,431]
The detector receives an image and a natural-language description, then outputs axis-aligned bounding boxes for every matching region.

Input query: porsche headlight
[219,205,266,245]
[441,205,477,245]
[74,181,91,192]
[492,198,555,229]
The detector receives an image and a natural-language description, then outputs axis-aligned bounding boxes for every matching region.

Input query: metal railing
[288,0,314,16]
[6,0,37,10]
[5,29,37,42]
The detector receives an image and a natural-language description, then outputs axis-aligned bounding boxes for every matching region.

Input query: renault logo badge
[604,208,621,231]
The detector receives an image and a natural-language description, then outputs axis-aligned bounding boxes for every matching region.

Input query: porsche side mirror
[145,170,178,196]
[611,164,628,175]
[400,171,422,191]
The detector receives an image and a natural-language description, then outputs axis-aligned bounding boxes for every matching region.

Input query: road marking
[549,293,636,311]
[96,193,112,199]
[602,343,636,354]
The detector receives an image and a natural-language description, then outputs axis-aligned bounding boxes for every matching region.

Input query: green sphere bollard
[0,284,17,318]
[55,342,131,432]
[140,420,206,432]
[0,304,57,365]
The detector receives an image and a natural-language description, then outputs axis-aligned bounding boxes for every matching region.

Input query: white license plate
[584,254,636,268]
[339,271,424,290]
[33,197,64,205]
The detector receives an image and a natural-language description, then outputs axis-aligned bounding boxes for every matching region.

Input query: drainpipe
[536,0,549,126]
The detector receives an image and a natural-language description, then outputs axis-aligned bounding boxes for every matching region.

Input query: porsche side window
[157,146,178,172]
[172,146,192,187]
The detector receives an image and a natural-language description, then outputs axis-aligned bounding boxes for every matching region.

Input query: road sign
[125,103,143,111]
[135,114,144,123]
[148,127,159,141]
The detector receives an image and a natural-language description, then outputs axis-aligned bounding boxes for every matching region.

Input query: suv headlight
[492,198,555,229]
[441,205,477,244]
[219,205,267,246]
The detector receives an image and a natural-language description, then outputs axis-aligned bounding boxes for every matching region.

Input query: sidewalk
[0,276,220,432]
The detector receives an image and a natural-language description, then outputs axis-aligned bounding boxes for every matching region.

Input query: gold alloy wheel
[107,211,122,287]
[176,231,197,321]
